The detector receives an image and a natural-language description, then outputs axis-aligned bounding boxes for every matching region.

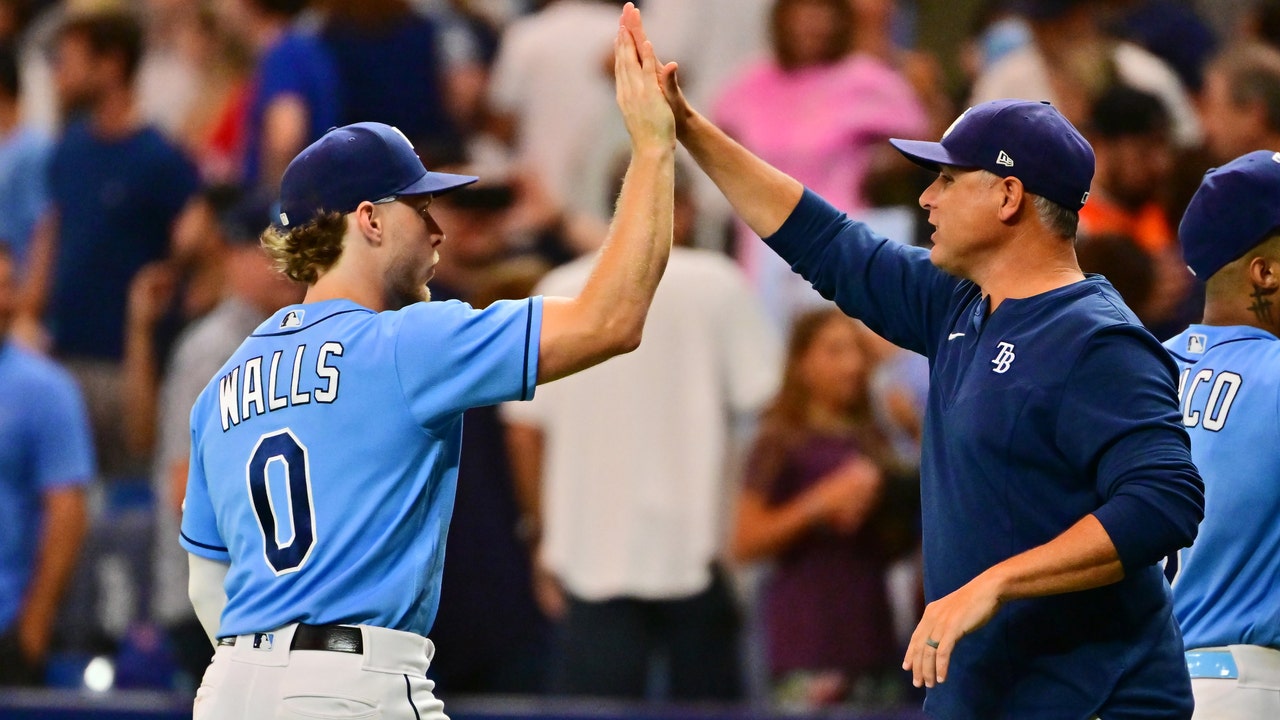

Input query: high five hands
[617,3,691,134]
[613,3,675,151]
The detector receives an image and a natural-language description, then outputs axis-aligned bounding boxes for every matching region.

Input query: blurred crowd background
[0,0,1270,713]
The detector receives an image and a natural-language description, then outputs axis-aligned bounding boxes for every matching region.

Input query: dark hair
[248,0,313,18]
[58,10,144,82]
[1089,84,1169,139]
[769,0,854,71]
[1211,43,1280,134]
[0,41,17,100]
[761,307,890,464]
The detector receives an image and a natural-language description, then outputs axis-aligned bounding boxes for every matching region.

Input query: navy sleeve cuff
[763,188,844,263]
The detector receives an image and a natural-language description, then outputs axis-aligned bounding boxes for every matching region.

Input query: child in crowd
[732,307,903,710]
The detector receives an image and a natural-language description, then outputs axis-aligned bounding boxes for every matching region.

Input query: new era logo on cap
[996,151,1014,167]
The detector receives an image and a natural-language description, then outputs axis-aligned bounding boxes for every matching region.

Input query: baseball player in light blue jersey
[1166,150,1280,719]
[179,8,675,718]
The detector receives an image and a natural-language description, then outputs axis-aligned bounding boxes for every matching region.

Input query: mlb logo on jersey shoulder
[281,310,304,328]
[1187,333,1207,354]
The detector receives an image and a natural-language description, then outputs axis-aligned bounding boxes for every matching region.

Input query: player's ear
[1247,254,1280,291]
[996,176,1025,223]
[354,201,383,245]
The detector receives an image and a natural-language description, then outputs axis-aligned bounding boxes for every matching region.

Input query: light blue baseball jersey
[180,297,542,638]
[1165,324,1280,649]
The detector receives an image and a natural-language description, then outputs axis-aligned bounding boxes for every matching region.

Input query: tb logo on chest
[991,342,1016,373]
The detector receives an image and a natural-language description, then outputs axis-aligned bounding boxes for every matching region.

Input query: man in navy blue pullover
[622,8,1204,718]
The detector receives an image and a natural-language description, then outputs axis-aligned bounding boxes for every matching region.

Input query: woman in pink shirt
[714,0,927,330]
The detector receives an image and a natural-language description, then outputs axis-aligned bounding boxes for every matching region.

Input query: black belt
[216,624,363,654]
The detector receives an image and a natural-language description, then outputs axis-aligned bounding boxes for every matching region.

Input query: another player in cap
[1165,150,1280,720]
[622,7,1203,718]
[181,6,676,719]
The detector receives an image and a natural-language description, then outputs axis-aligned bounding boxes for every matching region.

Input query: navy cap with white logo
[1179,149,1280,278]
[278,122,478,228]
[889,99,1095,211]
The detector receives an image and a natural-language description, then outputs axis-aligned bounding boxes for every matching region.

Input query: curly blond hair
[260,211,347,284]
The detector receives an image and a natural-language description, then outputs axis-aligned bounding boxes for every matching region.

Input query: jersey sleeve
[764,188,962,358]
[180,412,230,562]
[1056,326,1205,571]
[28,367,95,490]
[395,297,543,429]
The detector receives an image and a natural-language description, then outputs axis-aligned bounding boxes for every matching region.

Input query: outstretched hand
[613,3,674,151]
[618,3,691,132]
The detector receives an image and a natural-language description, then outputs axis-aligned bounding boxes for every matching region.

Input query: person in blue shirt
[18,9,199,479]
[623,8,1204,719]
[181,11,674,719]
[227,0,340,189]
[0,43,50,273]
[0,242,94,686]
[1165,150,1280,719]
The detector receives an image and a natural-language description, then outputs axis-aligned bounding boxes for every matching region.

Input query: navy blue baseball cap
[889,99,1095,211]
[278,122,478,228]
[1179,150,1280,278]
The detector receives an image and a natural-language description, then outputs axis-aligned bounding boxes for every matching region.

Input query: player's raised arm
[535,5,675,384]
[621,5,803,239]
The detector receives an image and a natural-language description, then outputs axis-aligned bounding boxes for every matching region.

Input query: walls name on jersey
[219,342,344,431]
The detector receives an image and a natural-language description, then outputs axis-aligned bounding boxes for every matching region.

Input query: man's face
[918,166,1005,277]
[378,195,443,310]
[1097,129,1173,210]
[1200,69,1264,163]
[53,34,107,116]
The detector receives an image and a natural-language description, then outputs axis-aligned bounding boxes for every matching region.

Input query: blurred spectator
[119,185,252,471]
[319,0,465,161]
[17,8,198,479]
[970,0,1201,148]
[219,0,338,189]
[0,40,49,273]
[503,163,781,701]
[642,0,771,251]
[136,0,203,141]
[1112,0,1217,93]
[1079,83,1194,338]
[174,3,253,182]
[1248,0,1280,49]
[1076,232,1158,323]
[1199,43,1280,164]
[713,0,927,331]
[960,2,1032,86]
[485,0,620,220]
[731,307,901,711]
[1200,0,1261,43]
[144,189,300,691]
[0,241,93,686]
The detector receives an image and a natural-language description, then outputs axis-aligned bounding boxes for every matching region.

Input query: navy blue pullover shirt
[767,190,1204,719]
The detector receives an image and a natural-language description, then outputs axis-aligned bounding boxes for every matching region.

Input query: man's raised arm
[621,5,803,238]
[536,5,676,384]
